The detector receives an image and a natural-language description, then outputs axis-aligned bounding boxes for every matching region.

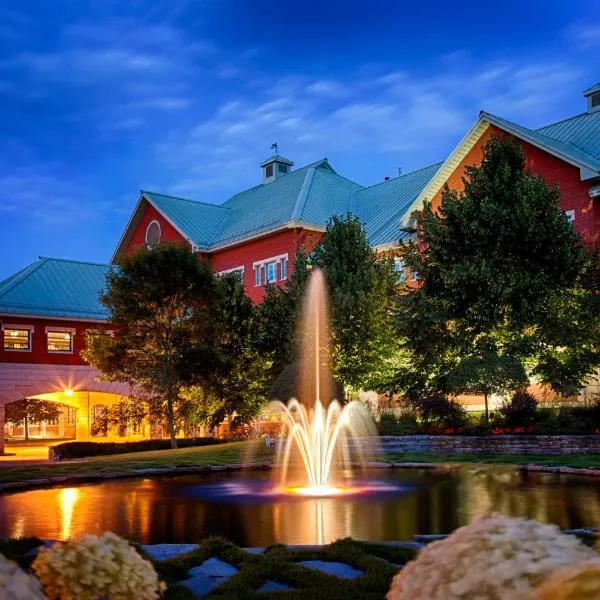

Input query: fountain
[268,269,378,497]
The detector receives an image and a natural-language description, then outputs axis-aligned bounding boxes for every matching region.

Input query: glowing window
[47,331,73,352]
[3,328,31,351]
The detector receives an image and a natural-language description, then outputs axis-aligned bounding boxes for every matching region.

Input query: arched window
[145,220,161,248]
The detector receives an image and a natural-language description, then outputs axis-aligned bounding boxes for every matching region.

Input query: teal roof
[260,154,294,167]
[0,257,112,320]
[482,111,600,173]
[584,82,600,96]
[357,163,443,247]
[536,111,600,165]
[142,191,229,249]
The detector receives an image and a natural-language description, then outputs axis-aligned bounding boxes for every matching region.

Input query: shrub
[52,437,223,460]
[417,395,468,430]
[378,411,418,435]
[32,532,165,600]
[535,562,600,600]
[386,514,599,600]
[500,390,538,427]
[0,553,46,599]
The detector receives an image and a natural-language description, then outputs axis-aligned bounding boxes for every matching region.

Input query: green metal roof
[0,257,112,320]
[536,111,600,164]
[583,82,600,96]
[142,191,229,250]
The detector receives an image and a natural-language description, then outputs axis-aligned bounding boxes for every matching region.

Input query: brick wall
[429,126,599,247]
[380,435,600,455]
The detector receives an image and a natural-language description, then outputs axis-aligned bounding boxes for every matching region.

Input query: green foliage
[500,390,538,427]
[417,395,468,430]
[5,398,62,441]
[83,243,217,448]
[396,135,600,400]
[378,411,418,435]
[256,216,400,393]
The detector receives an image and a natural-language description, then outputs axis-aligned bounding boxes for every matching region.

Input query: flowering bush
[534,562,600,599]
[32,532,165,600]
[386,515,600,600]
[0,553,46,599]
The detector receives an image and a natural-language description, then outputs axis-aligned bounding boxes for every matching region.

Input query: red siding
[210,228,322,303]
[430,126,600,247]
[127,203,188,253]
[0,316,109,366]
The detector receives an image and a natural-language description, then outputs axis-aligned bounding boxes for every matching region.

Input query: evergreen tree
[396,135,600,401]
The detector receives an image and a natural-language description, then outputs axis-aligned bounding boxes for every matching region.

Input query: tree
[396,135,600,401]
[5,398,61,441]
[206,272,271,426]
[256,215,400,393]
[83,243,218,448]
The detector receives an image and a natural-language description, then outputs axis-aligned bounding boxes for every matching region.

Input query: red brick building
[1,83,599,451]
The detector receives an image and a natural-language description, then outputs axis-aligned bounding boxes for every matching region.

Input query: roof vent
[583,83,600,114]
[260,143,294,183]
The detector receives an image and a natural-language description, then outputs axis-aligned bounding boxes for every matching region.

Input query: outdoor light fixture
[64,389,74,397]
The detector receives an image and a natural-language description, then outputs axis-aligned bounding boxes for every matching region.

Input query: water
[268,269,379,495]
[2,467,600,545]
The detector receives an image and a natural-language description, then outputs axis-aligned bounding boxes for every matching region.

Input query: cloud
[567,21,600,49]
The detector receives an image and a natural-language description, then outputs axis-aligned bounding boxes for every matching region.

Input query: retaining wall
[379,435,600,455]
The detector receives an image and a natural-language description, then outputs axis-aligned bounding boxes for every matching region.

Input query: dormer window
[591,92,600,110]
[265,164,274,179]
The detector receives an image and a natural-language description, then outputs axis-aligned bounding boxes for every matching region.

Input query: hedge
[52,437,223,460]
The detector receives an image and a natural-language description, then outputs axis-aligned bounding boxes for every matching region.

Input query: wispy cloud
[567,21,600,49]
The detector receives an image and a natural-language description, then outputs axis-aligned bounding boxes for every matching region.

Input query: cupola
[260,143,294,183]
[584,82,600,114]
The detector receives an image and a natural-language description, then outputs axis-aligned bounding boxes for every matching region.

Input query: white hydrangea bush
[387,515,600,600]
[32,532,165,600]
[0,553,46,600]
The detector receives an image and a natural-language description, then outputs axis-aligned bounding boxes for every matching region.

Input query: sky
[0,0,598,279]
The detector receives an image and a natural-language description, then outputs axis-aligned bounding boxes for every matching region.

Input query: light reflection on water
[1,467,600,545]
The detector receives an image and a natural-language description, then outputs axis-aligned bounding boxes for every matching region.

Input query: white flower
[32,532,166,600]
[387,515,600,600]
[0,553,46,599]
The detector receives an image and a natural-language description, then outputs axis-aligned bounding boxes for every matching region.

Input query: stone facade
[380,435,600,455]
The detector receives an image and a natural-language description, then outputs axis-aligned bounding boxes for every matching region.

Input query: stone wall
[380,435,600,455]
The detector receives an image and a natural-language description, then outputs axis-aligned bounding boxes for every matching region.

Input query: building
[1,83,599,452]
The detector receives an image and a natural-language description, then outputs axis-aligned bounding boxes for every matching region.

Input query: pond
[1,467,600,546]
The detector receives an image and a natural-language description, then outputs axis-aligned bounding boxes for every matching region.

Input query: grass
[156,537,414,599]
[2,442,600,486]
[0,441,272,484]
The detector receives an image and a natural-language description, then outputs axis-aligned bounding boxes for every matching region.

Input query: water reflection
[1,467,600,545]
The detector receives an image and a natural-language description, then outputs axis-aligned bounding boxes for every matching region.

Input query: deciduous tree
[5,398,62,441]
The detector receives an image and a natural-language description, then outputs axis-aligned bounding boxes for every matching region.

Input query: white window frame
[280,257,288,280]
[565,209,575,225]
[216,265,245,278]
[254,264,263,287]
[393,257,407,282]
[266,261,277,283]
[145,219,162,248]
[253,253,289,286]
[45,326,76,354]
[2,324,34,352]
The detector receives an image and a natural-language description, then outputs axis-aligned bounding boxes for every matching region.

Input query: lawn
[2,442,600,485]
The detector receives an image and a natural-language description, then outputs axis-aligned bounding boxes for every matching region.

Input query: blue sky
[0,0,598,279]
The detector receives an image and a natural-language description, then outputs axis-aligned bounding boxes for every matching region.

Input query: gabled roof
[358,163,442,247]
[400,106,600,225]
[260,154,294,167]
[0,257,112,321]
[584,82,600,96]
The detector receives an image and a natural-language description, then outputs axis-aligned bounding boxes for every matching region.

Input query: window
[265,164,274,178]
[393,258,407,282]
[565,209,575,225]
[3,327,31,351]
[592,92,600,109]
[278,164,289,174]
[47,330,73,352]
[266,261,277,283]
[254,264,263,286]
[281,257,288,280]
[145,220,161,248]
[65,406,76,425]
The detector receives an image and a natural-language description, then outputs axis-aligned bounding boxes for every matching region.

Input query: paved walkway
[0,443,53,463]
